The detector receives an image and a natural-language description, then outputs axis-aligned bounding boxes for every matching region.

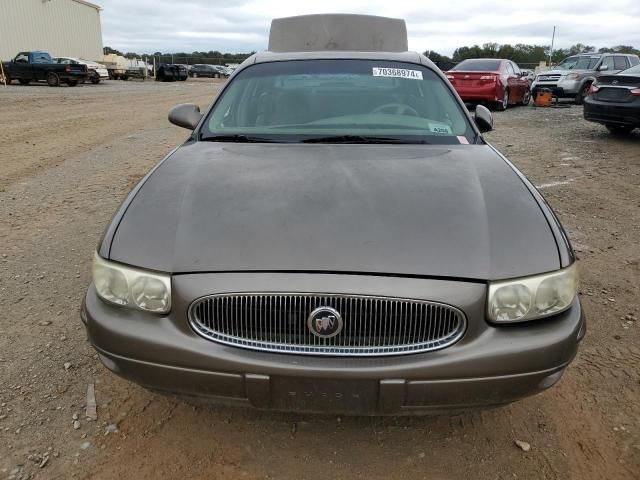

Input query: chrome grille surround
[188,293,467,356]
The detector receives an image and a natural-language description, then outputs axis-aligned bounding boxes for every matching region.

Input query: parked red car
[447,59,531,110]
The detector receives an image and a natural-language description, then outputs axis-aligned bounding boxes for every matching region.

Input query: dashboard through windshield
[201,59,475,144]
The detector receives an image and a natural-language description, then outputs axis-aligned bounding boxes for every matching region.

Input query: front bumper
[82,273,585,415]
[92,68,109,79]
[532,79,580,98]
[584,97,640,127]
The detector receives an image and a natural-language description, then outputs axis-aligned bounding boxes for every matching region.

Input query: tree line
[426,43,640,70]
[103,43,639,69]
[102,46,254,65]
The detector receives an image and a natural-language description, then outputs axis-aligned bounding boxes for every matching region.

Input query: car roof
[458,58,507,62]
[253,50,423,64]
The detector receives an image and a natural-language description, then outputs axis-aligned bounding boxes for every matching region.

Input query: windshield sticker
[457,136,469,144]
[372,67,423,80]
[428,123,453,135]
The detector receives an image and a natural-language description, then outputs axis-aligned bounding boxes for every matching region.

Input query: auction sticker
[372,67,423,79]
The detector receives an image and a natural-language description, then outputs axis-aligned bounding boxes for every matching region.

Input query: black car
[189,64,221,78]
[584,64,640,134]
[156,63,188,82]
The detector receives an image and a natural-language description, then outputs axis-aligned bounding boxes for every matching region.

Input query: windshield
[450,59,501,71]
[619,64,640,75]
[556,56,600,70]
[202,59,474,144]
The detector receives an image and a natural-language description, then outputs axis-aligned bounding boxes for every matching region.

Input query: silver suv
[532,53,640,104]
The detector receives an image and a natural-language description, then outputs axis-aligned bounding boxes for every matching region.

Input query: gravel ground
[0,79,638,480]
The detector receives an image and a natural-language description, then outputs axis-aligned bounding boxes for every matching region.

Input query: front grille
[188,293,466,356]
[537,74,561,82]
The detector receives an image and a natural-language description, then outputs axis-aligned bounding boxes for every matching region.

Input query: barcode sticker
[372,67,423,80]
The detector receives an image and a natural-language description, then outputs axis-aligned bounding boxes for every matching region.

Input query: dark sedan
[82,14,584,415]
[156,64,188,82]
[189,64,222,78]
[584,64,640,134]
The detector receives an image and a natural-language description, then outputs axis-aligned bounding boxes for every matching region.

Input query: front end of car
[532,71,584,98]
[82,258,584,414]
[81,19,585,414]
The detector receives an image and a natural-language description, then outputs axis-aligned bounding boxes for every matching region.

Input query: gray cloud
[97,0,640,55]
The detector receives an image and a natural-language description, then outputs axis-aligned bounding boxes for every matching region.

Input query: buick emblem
[307,306,343,338]
[612,80,619,85]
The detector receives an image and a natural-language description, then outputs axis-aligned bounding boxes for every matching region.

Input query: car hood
[108,143,560,280]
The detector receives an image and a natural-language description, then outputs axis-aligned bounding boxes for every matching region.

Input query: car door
[510,62,528,100]
[504,62,520,103]
[13,52,31,79]
[612,56,629,74]
[598,56,615,75]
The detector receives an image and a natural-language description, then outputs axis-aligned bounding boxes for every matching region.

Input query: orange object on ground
[535,91,553,107]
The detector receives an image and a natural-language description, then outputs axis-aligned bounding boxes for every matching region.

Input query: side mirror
[168,103,202,130]
[474,105,493,133]
[598,64,608,71]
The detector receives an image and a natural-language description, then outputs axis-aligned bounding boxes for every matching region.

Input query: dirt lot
[0,79,638,480]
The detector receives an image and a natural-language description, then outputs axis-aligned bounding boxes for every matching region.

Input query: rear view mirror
[598,64,608,71]
[474,105,493,133]
[168,104,203,130]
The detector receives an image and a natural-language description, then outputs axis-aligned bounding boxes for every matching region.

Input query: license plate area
[270,377,378,413]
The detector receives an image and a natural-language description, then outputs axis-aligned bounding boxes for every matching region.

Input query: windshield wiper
[200,134,283,143]
[302,135,427,144]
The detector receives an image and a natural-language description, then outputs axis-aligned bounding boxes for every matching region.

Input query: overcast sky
[97,0,640,55]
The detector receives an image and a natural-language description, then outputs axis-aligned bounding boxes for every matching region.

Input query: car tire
[520,89,531,106]
[496,89,509,111]
[18,79,31,86]
[91,77,100,84]
[66,79,78,87]
[575,83,590,105]
[606,125,634,135]
[47,72,60,87]
[1,73,11,85]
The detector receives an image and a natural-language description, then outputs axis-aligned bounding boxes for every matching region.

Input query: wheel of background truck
[66,79,78,87]
[18,79,31,86]
[575,83,590,105]
[2,73,11,85]
[47,72,60,87]
[606,125,634,135]
[91,77,100,84]
[121,75,128,81]
[520,89,531,106]
[496,89,509,111]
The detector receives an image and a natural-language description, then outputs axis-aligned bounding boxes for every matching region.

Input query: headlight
[565,73,579,80]
[488,263,578,323]
[92,253,171,313]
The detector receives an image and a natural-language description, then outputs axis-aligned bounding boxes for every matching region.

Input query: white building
[0,0,103,62]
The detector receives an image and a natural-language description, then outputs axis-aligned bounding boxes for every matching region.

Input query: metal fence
[151,55,250,66]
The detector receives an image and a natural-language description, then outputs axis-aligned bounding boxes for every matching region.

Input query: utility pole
[548,26,556,66]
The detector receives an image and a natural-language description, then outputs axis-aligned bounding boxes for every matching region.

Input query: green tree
[103,46,123,56]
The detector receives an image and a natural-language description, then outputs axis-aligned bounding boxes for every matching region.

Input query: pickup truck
[1,51,87,87]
